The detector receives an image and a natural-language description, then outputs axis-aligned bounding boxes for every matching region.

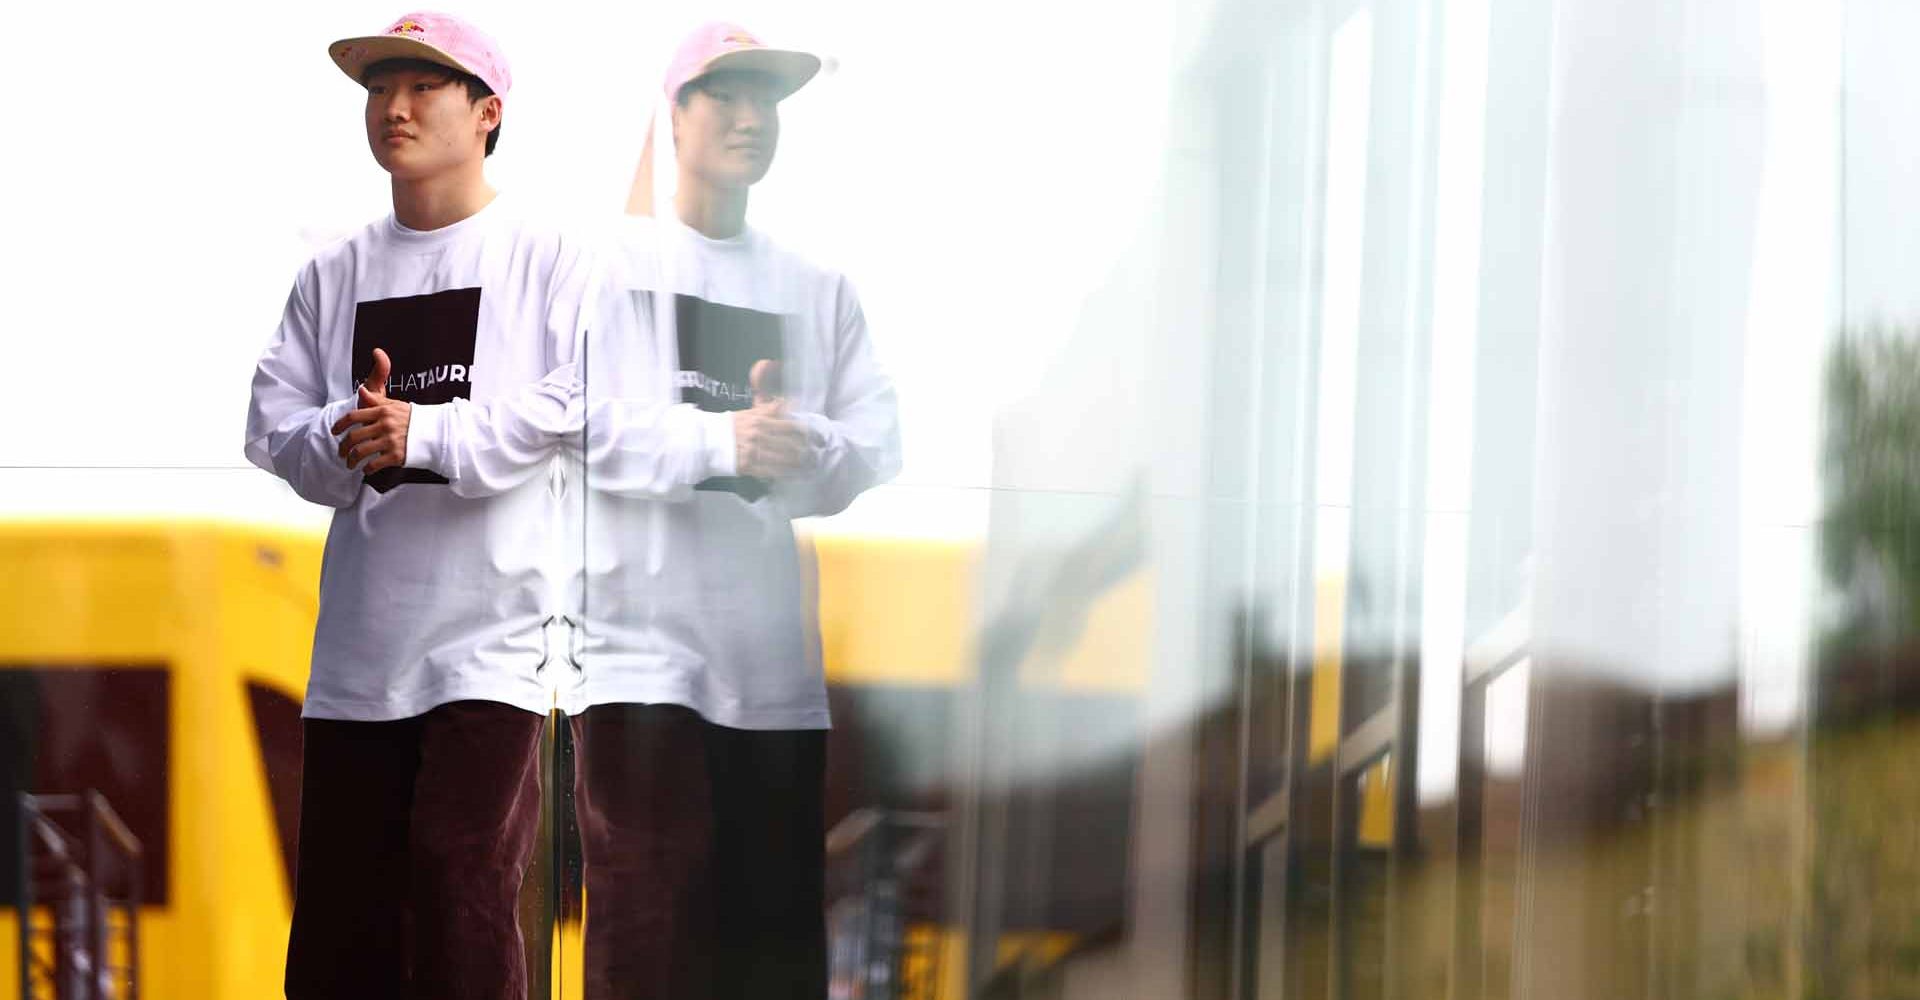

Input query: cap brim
[328,34,480,88]
[700,48,823,100]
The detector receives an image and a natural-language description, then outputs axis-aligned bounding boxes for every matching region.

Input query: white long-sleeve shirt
[561,215,902,728]
[245,197,593,720]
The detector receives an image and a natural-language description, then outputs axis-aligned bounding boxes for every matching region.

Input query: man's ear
[479,94,502,132]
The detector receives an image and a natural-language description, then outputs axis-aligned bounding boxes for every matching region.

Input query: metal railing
[15,792,142,1000]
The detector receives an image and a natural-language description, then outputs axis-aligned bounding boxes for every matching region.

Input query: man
[564,21,903,1000]
[243,12,588,999]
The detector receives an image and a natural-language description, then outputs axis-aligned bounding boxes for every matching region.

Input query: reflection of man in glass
[568,21,903,1000]
[243,12,589,1000]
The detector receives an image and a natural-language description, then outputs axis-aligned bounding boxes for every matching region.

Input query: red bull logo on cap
[389,20,427,36]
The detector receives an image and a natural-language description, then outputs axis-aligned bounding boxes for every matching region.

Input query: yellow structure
[0,520,322,1000]
[0,521,1151,1000]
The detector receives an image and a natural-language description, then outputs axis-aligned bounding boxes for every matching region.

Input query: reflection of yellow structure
[1356,754,1393,848]
[0,521,1155,1000]
[0,521,320,1000]
[1310,572,1347,763]
[812,534,977,688]
[1040,571,1153,694]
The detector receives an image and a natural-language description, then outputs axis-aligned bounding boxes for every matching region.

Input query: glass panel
[24,0,1920,998]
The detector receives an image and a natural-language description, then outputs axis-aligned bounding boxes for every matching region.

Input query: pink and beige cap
[328,11,512,97]
[663,21,820,102]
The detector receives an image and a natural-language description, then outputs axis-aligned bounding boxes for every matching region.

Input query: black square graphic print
[676,295,784,502]
[351,287,481,493]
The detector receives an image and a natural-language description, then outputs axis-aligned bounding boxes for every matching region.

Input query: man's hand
[332,348,412,473]
[733,359,811,480]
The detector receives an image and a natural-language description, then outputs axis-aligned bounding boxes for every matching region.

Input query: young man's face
[673,71,782,190]
[364,65,498,180]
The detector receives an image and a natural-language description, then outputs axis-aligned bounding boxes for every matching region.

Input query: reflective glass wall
[4,0,1919,998]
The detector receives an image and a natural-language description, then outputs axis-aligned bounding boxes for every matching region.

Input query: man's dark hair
[362,57,501,156]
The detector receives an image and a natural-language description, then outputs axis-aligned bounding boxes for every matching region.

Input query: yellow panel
[1309,572,1347,763]
[206,527,323,998]
[901,924,968,1000]
[1357,753,1395,848]
[4,908,19,994]
[995,930,1079,969]
[0,524,189,661]
[812,535,977,687]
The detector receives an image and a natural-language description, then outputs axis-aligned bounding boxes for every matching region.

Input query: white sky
[0,0,1880,748]
[0,0,1178,536]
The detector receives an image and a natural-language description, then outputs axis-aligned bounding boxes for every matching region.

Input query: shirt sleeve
[396,228,620,499]
[776,277,903,518]
[401,363,585,498]
[578,275,738,499]
[583,397,736,499]
[243,266,364,509]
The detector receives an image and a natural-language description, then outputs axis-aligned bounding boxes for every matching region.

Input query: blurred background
[6,0,1920,997]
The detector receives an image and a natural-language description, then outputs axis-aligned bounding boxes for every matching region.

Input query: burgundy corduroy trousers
[284,699,546,1000]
